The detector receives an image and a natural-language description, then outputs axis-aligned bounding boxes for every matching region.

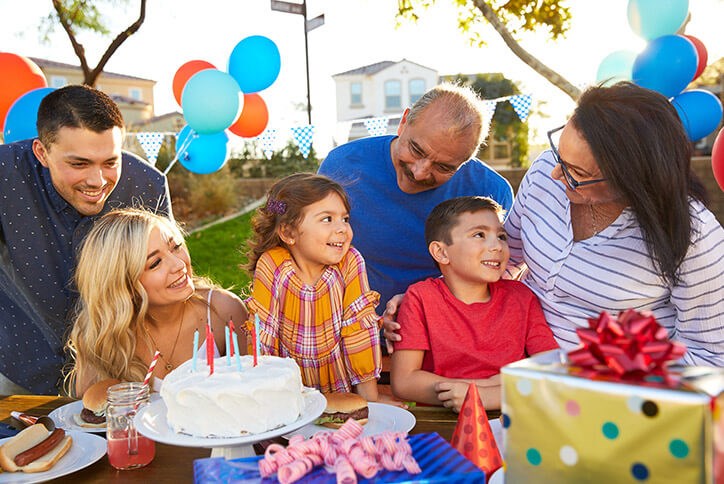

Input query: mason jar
[106,382,156,470]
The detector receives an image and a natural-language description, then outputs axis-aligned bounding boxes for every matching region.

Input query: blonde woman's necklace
[145,302,186,371]
[589,204,599,236]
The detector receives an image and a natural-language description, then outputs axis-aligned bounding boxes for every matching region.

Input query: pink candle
[206,324,214,376]
[228,320,235,357]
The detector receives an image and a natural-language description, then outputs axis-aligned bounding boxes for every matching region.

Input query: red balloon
[712,129,724,192]
[684,35,708,81]
[172,60,215,107]
[0,53,47,132]
[228,94,269,138]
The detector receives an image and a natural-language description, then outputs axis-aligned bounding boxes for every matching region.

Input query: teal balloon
[181,70,242,134]
[632,35,697,98]
[176,125,229,174]
[3,87,55,142]
[627,0,689,40]
[596,51,637,86]
[228,35,281,93]
[671,90,723,141]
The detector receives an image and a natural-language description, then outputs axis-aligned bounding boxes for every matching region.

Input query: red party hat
[450,383,502,481]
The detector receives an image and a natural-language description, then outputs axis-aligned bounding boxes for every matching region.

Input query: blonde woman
[66,208,247,397]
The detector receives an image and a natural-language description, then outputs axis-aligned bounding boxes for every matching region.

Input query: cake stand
[134,390,326,459]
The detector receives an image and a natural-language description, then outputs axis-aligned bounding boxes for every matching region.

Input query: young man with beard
[0,85,172,394]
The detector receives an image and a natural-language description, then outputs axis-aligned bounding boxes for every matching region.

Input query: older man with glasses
[503,82,724,367]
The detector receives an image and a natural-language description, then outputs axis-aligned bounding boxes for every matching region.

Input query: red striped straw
[143,350,161,388]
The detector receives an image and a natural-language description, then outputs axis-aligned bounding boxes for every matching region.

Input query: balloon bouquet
[0,53,54,143]
[596,0,723,191]
[169,35,280,175]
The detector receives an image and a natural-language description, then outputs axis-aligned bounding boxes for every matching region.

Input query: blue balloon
[228,35,281,93]
[176,125,230,174]
[3,87,55,142]
[627,0,689,40]
[632,35,697,98]
[671,90,723,141]
[181,70,242,135]
[596,50,637,86]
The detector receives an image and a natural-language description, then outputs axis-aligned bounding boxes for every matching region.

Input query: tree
[44,0,147,86]
[397,0,581,101]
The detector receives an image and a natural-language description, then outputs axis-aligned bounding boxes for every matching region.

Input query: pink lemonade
[107,429,156,470]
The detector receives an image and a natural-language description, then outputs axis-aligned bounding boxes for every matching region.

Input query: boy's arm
[391,349,455,405]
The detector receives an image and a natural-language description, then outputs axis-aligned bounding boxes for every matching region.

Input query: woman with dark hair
[504,82,724,366]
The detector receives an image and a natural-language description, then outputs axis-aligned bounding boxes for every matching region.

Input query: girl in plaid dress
[245,173,383,401]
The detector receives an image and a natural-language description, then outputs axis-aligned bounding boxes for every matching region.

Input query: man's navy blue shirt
[0,139,172,394]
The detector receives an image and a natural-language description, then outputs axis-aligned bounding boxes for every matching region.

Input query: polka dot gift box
[500,311,724,483]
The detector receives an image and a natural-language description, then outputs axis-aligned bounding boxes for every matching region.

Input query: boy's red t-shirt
[394,277,558,379]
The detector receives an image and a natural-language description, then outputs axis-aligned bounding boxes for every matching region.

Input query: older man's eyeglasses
[547,125,606,190]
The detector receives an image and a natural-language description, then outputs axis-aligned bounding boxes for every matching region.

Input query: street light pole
[270,0,324,126]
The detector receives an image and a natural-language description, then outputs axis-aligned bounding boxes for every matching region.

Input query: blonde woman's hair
[65,208,211,394]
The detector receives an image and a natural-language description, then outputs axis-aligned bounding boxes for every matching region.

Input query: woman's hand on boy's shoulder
[382,293,405,353]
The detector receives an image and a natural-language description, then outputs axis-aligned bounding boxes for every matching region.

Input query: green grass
[185,211,254,296]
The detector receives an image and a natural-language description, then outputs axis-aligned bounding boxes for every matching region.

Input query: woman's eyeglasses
[547,125,606,190]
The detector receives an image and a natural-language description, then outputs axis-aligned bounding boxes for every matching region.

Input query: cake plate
[134,389,326,459]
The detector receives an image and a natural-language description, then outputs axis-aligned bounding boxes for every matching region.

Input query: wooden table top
[1,394,496,483]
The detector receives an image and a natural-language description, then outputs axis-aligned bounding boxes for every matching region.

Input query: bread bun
[316,392,369,428]
[0,424,72,473]
[82,378,121,414]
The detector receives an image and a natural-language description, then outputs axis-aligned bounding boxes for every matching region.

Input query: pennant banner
[509,94,533,122]
[363,116,389,137]
[291,125,315,158]
[481,100,497,132]
[259,128,278,160]
[135,132,165,165]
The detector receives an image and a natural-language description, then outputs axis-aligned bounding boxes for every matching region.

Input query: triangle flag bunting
[362,116,389,137]
[260,128,278,160]
[509,94,532,122]
[135,132,165,165]
[450,383,503,482]
[291,125,315,158]
[481,100,497,132]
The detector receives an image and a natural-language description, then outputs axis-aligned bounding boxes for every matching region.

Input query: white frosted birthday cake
[160,355,305,437]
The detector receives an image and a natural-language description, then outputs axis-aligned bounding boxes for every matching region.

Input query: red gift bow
[568,309,686,380]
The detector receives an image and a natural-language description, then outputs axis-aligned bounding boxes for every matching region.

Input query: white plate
[48,401,104,434]
[488,417,505,484]
[0,430,106,483]
[48,394,161,434]
[134,390,326,448]
[283,402,416,439]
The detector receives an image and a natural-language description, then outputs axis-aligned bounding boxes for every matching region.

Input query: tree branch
[472,0,581,101]
[52,0,92,81]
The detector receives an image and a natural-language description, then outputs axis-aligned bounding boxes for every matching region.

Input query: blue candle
[192,329,199,372]
[254,315,261,363]
[224,326,231,365]
[232,332,242,372]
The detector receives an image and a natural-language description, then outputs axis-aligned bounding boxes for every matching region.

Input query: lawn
[185,210,254,296]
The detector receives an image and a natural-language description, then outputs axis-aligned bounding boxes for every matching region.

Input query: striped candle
[206,324,214,376]
[253,315,261,367]
[143,350,161,388]
[232,332,242,372]
[228,320,236,357]
[192,329,199,372]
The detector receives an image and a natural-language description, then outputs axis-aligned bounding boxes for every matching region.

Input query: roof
[333,59,436,77]
[110,94,149,106]
[29,56,155,83]
[129,111,184,128]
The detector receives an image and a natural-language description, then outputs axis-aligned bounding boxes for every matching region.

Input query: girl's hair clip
[266,198,287,215]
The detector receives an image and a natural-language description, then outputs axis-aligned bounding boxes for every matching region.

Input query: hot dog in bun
[74,378,121,428]
[315,392,369,429]
[0,424,72,473]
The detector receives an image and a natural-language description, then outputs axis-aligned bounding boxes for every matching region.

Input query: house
[30,57,156,125]
[332,59,438,140]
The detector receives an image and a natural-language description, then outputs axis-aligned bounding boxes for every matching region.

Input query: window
[384,80,401,110]
[50,76,67,88]
[129,88,142,100]
[350,82,362,106]
[409,79,425,104]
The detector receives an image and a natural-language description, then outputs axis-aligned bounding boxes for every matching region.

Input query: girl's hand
[382,293,405,353]
[434,381,470,413]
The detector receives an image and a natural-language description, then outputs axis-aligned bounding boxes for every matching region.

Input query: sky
[1,0,723,156]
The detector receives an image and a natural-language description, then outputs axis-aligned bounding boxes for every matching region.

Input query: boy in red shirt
[391,196,557,411]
